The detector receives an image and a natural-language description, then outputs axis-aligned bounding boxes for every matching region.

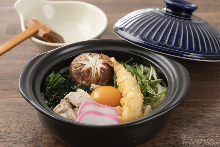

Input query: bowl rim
[18,39,190,129]
[14,0,108,47]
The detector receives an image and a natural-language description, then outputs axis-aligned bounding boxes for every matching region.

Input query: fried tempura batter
[102,54,144,123]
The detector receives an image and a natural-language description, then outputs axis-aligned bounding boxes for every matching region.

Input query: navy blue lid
[114,0,220,61]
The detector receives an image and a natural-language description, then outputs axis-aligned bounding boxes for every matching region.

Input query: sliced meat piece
[64,89,95,108]
[53,99,77,121]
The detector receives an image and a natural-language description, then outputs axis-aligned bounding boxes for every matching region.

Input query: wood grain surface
[0,0,220,146]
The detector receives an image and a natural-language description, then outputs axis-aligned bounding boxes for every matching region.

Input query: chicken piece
[74,108,79,115]
[53,99,77,121]
[64,89,95,107]
[102,54,144,123]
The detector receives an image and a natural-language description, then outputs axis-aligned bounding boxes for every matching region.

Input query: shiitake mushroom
[69,53,113,87]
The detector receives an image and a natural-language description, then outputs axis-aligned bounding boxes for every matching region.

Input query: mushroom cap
[69,53,114,87]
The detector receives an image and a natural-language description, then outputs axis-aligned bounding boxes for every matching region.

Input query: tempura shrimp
[102,54,144,123]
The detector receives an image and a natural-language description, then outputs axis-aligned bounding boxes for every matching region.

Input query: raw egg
[90,86,122,107]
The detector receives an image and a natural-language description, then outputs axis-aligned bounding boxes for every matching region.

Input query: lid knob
[164,0,198,16]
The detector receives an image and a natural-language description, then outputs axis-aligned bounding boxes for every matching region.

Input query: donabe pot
[19,39,190,147]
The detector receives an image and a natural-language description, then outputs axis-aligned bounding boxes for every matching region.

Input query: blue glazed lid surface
[114,0,220,61]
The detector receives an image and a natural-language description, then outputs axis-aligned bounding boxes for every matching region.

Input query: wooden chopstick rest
[27,19,64,43]
[0,18,64,56]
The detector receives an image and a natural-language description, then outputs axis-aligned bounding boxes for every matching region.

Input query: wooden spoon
[0,18,64,56]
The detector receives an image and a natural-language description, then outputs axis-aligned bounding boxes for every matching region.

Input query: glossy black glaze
[114,0,220,61]
[19,39,190,147]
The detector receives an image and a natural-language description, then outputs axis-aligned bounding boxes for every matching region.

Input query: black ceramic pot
[19,39,190,147]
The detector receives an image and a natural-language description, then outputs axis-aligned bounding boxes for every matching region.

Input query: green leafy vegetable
[44,72,65,89]
[148,79,163,88]
[42,71,92,109]
[119,61,168,109]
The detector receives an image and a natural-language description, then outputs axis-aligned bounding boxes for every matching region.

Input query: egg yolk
[90,86,122,107]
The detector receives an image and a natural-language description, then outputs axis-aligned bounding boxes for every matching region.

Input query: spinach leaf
[42,71,92,110]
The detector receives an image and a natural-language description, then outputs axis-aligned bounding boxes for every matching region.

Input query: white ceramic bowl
[14,0,108,51]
